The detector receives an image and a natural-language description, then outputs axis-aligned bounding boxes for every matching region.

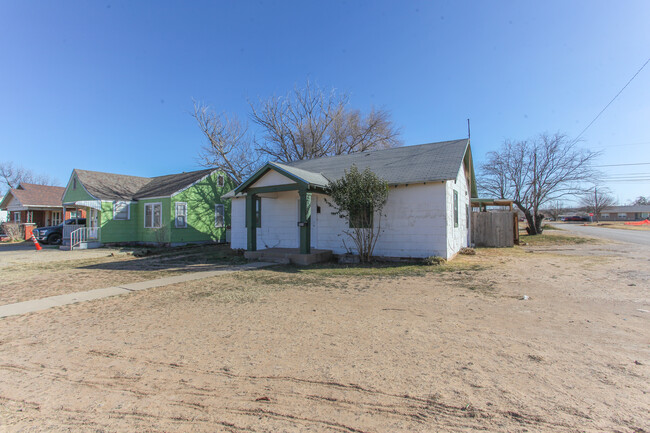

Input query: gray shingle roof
[74,168,216,201]
[285,139,470,186]
[602,205,650,213]
[270,162,330,186]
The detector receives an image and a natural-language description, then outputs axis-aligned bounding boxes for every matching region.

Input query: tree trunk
[524,211,544,235]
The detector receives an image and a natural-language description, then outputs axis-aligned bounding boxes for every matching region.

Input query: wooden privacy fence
[471,211,518,247]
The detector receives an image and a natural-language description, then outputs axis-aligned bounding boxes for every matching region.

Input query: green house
[60,168,234,248]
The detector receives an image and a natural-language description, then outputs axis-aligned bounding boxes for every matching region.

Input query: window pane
[114,202,129,220]
[145,204,152,228]
[215,204,224,227]
[175,203,187,228]
[153,204,161,228]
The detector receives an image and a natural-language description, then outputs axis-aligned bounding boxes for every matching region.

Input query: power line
[595,162,650,167]
[574,56,650,143]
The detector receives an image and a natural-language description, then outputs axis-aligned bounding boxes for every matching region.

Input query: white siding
[230,198,247,249]
[230,191,301,250]
[445,165,470,258]
[312,182,449,258]
[250,170,296,188]
[230,177,469,259]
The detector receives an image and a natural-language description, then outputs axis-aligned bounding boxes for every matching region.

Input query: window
[51,211,62,225]
[217,174,225,187]
[349,206,372,229]
[246,197,261,228]
[215,204,225,227]
[466,205,469,228]
[26,211,33,223]
[175,202,187,228]
[454,190,459,228]
[144,203,162,228]
[618,213,627,219]
[73,177,77,190]
[601,213,609,218]
[113,201,130,220]
[13,212,20,223]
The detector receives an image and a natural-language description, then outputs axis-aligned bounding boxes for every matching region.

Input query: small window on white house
[113,201,130,220]
[217,175,225,187]
[144,203,162,228]
[215,204,225,227]
[175,202,187,228]
[453,190,459,228]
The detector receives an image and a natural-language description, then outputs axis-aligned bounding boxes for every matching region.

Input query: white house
[224,139,477,261]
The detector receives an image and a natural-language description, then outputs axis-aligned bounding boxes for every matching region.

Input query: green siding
[62,172,95,203]
[99,201,139,243]
[71,170,233,245]
[169,172,234,244]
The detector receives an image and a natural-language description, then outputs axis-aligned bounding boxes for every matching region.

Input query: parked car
[33,218,86,245]
[562,216,586,222]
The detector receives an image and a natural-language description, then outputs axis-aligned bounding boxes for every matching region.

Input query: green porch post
[246,193,257,251]
[299,188,311,254]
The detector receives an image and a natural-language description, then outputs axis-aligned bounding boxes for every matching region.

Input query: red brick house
[0,183,84,238]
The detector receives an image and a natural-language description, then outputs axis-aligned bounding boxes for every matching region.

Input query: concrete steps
[244,248,332,265]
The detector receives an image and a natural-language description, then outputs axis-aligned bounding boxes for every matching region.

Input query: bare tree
[193,101,260,185]
[195,81,401,183]
[630,196,649,205]
[479,132,599,235]
[545,201,566,221]
[579,187,616,222]
[0,162,56,194]
[249,81,401,162]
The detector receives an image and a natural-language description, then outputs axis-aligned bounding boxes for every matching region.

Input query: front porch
[244,248,332,265]
[61,202,102,250]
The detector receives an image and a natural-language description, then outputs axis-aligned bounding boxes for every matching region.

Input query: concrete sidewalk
[0,261,274,319]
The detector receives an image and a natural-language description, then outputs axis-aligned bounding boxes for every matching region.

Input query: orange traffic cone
[31,234,43,251]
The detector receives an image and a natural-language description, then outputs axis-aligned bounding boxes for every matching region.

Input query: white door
[88,208,99,239]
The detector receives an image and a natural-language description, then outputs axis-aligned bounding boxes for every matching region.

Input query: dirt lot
[0,235,648,432]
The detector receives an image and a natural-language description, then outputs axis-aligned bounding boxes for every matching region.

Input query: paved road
[552,223,650,248]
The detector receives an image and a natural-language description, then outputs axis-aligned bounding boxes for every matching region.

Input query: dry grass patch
[0,244,247,304]
[519,232,598,246]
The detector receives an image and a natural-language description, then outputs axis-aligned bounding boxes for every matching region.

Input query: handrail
[70,227,101,249]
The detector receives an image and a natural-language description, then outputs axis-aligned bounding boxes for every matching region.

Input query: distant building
[598,205,650,221]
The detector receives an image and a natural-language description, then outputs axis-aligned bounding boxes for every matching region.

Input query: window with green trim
[349,206,372,229]
[453,190,459,228]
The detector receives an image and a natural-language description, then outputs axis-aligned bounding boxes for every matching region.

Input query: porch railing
[70,227,101,249]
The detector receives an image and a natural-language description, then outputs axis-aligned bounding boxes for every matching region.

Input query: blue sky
[1,1,649,203]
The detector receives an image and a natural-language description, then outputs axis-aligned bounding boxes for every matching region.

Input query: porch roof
[233,161,329,194]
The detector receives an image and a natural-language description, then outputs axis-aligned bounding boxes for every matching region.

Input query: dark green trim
[235,162,309,194]
[247,184,300,194]
[299,188,311,254]
[246,194,257,251]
